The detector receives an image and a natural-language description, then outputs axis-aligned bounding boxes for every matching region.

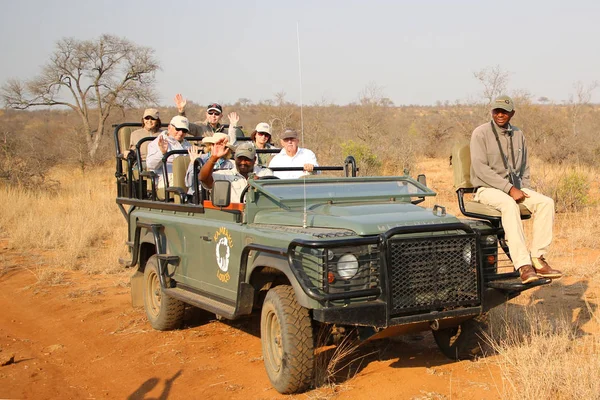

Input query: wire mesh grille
[388,235,479,314]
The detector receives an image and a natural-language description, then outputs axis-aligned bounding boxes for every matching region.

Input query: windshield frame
[248,176,436,204]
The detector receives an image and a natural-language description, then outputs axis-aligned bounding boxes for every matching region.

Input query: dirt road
[1,246,593,399]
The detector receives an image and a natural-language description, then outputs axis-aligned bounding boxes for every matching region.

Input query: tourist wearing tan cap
[129,108,162,159]
[184,133,234,194]
[268,129,318,179]
[146,116,192,188]
[174,94,243,141]
[470,95,562,284]
[251,122,276,166]
[199,139,272,203]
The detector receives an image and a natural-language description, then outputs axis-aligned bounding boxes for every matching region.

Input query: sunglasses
[171,124,189,134]
[144,116,156,120]
[256,131,271,137]
[207,111,221,116]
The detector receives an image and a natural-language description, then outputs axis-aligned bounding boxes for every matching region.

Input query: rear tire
[143,255,184,330]
[261,285,314,394]
[432,314,488,360]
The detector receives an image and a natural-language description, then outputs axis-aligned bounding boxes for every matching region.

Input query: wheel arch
[247,252,315,310]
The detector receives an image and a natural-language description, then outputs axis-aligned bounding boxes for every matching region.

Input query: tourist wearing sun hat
[129,108,162,159]
[146,116,192,189]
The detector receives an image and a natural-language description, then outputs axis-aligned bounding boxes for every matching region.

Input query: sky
[1,0,599,107]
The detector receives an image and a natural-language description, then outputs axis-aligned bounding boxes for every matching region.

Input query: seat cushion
[464,200,531,218]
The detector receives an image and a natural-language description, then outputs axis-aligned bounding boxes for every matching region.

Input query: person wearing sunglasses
[129,108,162,159]
[146,116,193,189]
[251,122,276,166]
[174,94,243,141]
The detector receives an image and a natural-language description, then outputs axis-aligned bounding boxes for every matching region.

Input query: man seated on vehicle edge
[470,95,562,284]
[268,129,319,179]
[199,139,273,203]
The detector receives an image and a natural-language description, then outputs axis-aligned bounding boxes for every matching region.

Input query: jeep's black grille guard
[387,234,480,315]
[287,222,483,308]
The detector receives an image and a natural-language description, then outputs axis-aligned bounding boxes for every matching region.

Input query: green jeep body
[114,123,549,394]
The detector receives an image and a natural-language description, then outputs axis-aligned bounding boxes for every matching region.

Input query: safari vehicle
[114,123,551,394]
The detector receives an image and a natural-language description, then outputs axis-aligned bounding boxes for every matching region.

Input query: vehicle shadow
[313,332,453,387]
[127,369,182,400]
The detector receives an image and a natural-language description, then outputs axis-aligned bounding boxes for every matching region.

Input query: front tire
[260,285,314,394]
[432,314,488,360]
[143,255,184,331]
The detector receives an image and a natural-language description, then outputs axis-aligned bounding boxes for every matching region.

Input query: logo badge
[214,227,233,283]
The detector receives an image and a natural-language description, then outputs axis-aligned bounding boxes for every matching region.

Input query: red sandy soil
[1,241,598,400]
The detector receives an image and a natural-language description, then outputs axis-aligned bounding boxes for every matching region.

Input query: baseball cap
[143,108,159,119]
[491,95,514,112]
[170,115,189,131]
[201,132,229,144]
[255,122,271,135]
[235,142,256,160]
[281,129,298,140]
[207,103,223,113]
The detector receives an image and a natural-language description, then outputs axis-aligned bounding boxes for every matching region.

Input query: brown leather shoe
[532,257,562,279]
[519,265,540,284]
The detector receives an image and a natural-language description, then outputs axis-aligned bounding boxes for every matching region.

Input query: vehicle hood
[253,202,460,235]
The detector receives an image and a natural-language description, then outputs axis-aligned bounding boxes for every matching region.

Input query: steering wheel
[239,175,279,203]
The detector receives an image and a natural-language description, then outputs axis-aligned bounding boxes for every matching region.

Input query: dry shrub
[485,299,600,399]
[0,164,128,274]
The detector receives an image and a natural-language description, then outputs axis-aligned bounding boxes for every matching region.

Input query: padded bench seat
[463,200,531,218]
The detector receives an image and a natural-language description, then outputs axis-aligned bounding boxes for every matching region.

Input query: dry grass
[0,164,128,274]
[485,294,600,400]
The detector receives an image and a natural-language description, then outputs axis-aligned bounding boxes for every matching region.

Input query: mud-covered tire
[260,285,314,394]
[432,314,488,360]
[143,255,184,331]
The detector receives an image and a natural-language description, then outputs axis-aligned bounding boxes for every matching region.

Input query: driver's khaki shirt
[212,165,273,203]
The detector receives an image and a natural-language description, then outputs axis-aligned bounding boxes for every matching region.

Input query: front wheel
[432,314,488,360]
[260,285,314,394]
[143,255,185,331]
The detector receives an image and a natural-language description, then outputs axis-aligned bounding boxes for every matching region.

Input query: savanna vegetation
[1,36,600,397]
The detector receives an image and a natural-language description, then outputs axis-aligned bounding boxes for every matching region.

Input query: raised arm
[199,137,230,189]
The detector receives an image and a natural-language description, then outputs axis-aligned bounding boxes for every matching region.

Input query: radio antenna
[297,22,307,228]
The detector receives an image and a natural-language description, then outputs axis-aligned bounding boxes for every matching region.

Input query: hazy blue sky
[1,0,598,106]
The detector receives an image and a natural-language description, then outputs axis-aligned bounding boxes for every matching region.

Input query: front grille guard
[287,222,484,306]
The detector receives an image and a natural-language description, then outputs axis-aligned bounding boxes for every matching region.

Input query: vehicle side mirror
[417,174,427,187]
[211,180,231,207]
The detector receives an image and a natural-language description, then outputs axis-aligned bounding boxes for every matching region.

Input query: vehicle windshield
[257,178,431,201]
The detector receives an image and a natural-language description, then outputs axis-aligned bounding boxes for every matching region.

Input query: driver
[199,139,273,203]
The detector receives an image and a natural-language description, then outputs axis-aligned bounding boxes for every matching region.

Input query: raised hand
[188,144,201,163]
[174,93,187,114]
[227,112,240,127]
[212,137,231,158]
[158,135,169,154]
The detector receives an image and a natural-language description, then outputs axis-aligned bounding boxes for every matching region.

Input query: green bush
[340,140,382,175]
[552,170,591,212]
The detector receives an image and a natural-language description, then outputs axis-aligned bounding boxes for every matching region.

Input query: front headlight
[336,254,359,279]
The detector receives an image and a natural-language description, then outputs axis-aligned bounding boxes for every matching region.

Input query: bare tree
[567,80,598,136]
[1,34,159,159]
[473,65,510,107]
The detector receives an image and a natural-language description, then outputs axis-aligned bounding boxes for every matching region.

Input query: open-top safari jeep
[114,123,550,394]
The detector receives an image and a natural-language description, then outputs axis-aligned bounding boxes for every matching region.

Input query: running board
[164,287,237,319]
